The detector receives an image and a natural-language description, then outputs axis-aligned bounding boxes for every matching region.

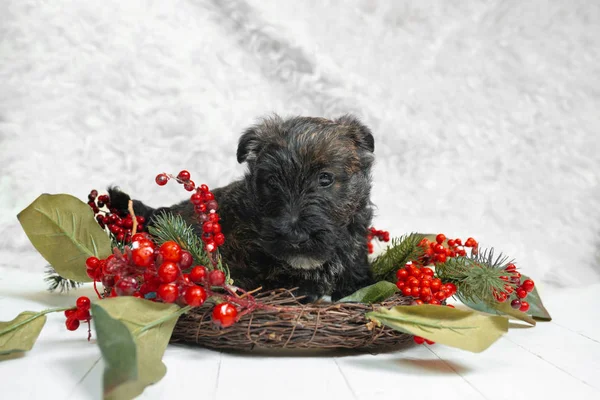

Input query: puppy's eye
[318,172,334,188]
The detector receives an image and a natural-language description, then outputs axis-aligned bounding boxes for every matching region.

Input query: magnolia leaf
[520,274,552,321]
[456,294,536,326]
[0,311,47,355]
[366,304,508,353]
[92,297,182,400]
[338,281,399,303]
[17,193,112,282]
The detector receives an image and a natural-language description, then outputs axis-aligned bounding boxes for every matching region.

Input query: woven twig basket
[170,288,414,353]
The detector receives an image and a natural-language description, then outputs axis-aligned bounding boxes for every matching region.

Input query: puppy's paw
[106,186,132,214]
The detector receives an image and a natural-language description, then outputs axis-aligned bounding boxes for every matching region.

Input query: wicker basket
[170,288,415,353]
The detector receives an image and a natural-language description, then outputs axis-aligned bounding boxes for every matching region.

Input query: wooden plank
[214,351,356,400]
[429,336,600,400]
[334,345,487,400]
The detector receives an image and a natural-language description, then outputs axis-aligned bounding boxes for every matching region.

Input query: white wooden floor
[1,266,599,400]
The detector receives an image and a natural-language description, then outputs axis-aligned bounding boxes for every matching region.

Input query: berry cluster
[496,263,535,313]
[396,263,457,306]
[155,170,225,253]
[366,227,390,254]
[87,189,146,243]
[64,296,92,339]
[85,235,239,327]
[418,233,479,265]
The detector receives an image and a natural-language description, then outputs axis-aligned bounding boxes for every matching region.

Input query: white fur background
[1,0,599,289]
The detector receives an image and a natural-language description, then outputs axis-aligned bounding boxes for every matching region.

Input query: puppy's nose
[285,230,309,245]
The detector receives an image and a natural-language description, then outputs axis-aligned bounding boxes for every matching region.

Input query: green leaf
[17,193,112,282]
[91,297,183,400]
[338,281,399,303]
[456,294,536,326]
[0,311,47,355]
[366,304,508,353]
[521,274,552,321]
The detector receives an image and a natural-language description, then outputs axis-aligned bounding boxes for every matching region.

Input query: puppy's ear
[335,114,375,153]
[236,126,261,163]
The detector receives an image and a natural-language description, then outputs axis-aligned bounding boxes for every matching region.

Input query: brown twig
[128,200,138,236]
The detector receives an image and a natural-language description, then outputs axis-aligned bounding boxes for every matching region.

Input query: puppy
[111,115,376,302]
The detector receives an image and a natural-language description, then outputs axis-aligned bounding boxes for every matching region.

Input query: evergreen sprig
[148,212,212,267]
[436,247,517,304]
[370,232,426,282]
[44,265,83,293]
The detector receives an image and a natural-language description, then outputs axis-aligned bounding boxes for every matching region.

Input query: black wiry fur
[109,115,377,302]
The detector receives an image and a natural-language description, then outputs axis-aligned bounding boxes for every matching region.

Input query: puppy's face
[237,115,375,269]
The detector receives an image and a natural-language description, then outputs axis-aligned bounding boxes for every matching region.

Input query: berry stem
[132,305,193,336]
[93,280,102,299]
[127,200,138,236]
[0,307,73,337]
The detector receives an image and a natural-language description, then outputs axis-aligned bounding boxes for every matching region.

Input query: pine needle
[44,265,82,293]
[370,232,426,282]
[436,247,517,304]
[146,212,232,280]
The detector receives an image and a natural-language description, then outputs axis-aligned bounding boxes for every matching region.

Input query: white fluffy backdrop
[1,0,599,290]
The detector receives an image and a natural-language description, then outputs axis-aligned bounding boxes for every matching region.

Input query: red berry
[184,181,196,192]
[433,244,445,254]
[184,286,207,307]
[522,279,535,293]
[505,263,517,273]
[511,299,522,309]
[516,289,528,299]
[205,192,215,201]
[76,296,91,311]
[396,269,409,281]
[396,281,406,290]
[212,303,238,327]
[86,257,100,270]
[429,299,441,305]
[519,301,530,312]
[190,266,207,283]
[402,287,412,297]
[132,246,155,268]
[420,287,432,300]
[209,213,219,223]
[444,283,457,295]
[430,279,442,292]
[465,237,476,247]
[64,309,76,318]
[157,284,179,303]
[155,173,169,186]
[447,304,455,308]
[115,276,138,296]
[203,222,214,233]
[413,336,425,345]
[133,292,144,298]
[65,318,80,331]
[158,262,181,284]
[413,299,424,305]
[177,170,191,182]
[447,239,456,247]
[434,253,447,263]
[434,290,448,301]
[131,233,148,242]
[209,270,226,286]
[214,233,225,246]
[75,309,91,321]
[179,251,193,269]
[494,291,507,303]
[423,268,434,277]
[191,193,203,205]
[436,234,446,244]
[159,241,182,262]
[425,339,435,345]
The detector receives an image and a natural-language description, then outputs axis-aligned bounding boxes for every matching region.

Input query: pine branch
[436,247,517,304]
[44,265,83,293]
[147,212,216,271]
[370,232,426,282]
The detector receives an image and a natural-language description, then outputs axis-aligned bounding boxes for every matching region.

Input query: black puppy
[110,115,376,302]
